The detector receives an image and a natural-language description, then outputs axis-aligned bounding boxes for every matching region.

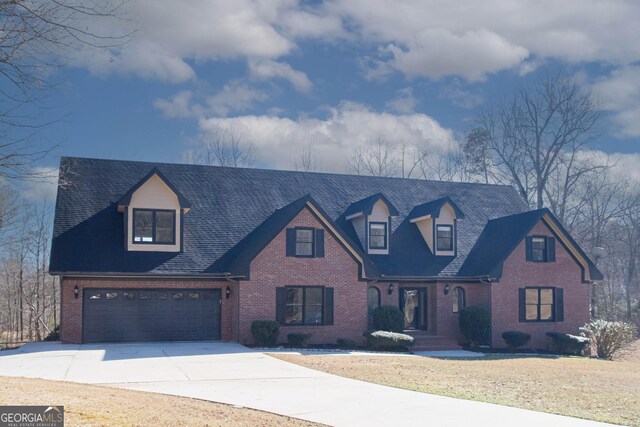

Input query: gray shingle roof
[50,156,531,278]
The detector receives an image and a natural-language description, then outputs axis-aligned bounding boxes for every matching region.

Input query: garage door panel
[83,288,221,343]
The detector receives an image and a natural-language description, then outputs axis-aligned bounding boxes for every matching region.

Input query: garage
[82,289,221,343]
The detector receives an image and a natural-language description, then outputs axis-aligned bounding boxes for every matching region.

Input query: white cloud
[386,87,418,113]
[579,150,640,182]
[438,80,484,109]
[196,102,454,171]
[592,66,640,137]
[206,81,268,117]
[22,167,59,202]
[249,59,313,93]
[153,91,204,118]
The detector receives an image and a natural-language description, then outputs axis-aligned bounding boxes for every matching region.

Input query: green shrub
[365,330,414,350]
[580,320,637,360]
[336,338,358,349]
[44,325,60,341]
[287,333,312,348]
[501,331,531,351]
[251,320,280,347]
[546,332,590,356]
[459,306,491,347]
[372,305,404,332]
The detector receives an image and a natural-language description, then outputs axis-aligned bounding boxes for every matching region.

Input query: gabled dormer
[408,197,465,256]
[117,168,191,253]
[343,193,399,255]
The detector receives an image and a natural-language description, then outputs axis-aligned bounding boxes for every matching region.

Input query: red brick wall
[240,207,366,345]
[491,220,590,349]
[60,277,236,344]
[435,282,490,344]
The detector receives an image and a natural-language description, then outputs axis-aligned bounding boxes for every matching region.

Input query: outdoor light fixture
[387,283,394,295]
[74,285,79,299]
[444,284,451,295]
[225,286,231,299]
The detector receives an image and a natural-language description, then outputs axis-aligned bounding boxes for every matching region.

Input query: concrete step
[406,333,463,351]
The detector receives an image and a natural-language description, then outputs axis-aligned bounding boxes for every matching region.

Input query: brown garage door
[82,289,221,343]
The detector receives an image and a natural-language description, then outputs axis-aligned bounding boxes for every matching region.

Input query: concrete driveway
[0,341,614,427]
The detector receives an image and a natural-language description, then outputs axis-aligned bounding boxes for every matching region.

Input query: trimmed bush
[501,331,531,351]
[336,338,358,349]
[546,332,590,356]
[287,333,312,348]
[459,306,491,347]
[372,305,404,332]
[580,320,637,360]
[251,320,280,347]
[365,330,414,350]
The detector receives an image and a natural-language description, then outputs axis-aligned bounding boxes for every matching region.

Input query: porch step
[404,332,463,352]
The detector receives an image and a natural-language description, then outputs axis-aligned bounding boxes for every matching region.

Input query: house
[49,157,603,350]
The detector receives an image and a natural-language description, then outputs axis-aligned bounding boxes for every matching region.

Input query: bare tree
[471,73,601,208]
[292,142,317,172]
[347,137,401,177]
[0,0,128,181]
[184,128,256,168]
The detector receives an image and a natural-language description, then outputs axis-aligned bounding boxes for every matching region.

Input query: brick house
[49,157,603,350]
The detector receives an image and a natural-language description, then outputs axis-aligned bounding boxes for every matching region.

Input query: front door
[399,288,427,330]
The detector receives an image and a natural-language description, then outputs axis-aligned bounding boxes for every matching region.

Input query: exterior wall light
[225,286,231,299]
[387,283,394,295]
[444,284,451,295]
[74,285,80,299]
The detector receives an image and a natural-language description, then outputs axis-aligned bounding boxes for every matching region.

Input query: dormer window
[133,209,176,244]
[436,225,453,251]
[369,222,388,250]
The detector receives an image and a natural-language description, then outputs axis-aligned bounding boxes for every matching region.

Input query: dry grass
[0,376,318,427]
[272,342,640,427]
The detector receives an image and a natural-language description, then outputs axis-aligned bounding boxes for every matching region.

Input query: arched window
[452,287,465,313]
[367,287,381,327]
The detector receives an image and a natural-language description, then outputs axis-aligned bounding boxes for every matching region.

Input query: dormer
[343,193,399,255]
[117,168,191,253]
[408,197,465,256]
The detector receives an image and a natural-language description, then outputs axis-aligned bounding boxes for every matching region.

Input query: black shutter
[518,288,526,322]
[555,288,564,322]
[525,237,533,261]
[276,288,286,324]
[286,228,296,257]
[324,287,334,325]
[315,229,325,258]
[547,237,556,262]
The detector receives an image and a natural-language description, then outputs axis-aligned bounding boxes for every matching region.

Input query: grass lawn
[0,376,319,427]
[272,341,640,427]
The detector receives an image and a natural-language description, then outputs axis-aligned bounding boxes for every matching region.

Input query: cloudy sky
[34,0,640,198]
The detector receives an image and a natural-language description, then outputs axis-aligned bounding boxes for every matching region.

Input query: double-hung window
[369,222,387,250]
[295,228,314,257]
[525,287,554,321]
[436,225,453,251]
[133,209,176,244]
[285,287,324,325]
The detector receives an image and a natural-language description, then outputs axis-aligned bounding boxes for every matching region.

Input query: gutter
[51,271,246,280]
[371,275,495,283]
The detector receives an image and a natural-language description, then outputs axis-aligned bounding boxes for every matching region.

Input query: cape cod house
[49,157,602,350]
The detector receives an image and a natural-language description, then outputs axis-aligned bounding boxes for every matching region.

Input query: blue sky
[26,0,640,199]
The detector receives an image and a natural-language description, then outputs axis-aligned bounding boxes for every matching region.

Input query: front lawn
[0,376,318,426]
[272,340,640,427]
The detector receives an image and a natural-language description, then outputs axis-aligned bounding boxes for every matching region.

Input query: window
[139,292,152,300]
[452,287,465,313]
[531,237,546,262]
[295,228,314,257]
[133,209,176,244]
[156,292,168,300]
[285,287,324,326]
[88,291,101,300]
[525,288,554,321]
[367,287,381,328]
[437,225,453,251]
[123,291,135,300]
[105,292,118,300]
[188,292,200,300]
[369,222,387,250]
[171,292,184,300]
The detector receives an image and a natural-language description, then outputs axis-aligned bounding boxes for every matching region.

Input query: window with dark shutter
[278,286,328,326]
[315,229,325,257]
[522,287,555,322]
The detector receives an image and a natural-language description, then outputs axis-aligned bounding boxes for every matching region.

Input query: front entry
[399,288,427,330]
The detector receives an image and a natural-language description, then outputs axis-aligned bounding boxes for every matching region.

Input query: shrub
[336,338,358,349]
[546,332,590,356]
[44,325,60,341]
[580,320,637,360]
[251,320,280,347]
[365,330,414,350]
[459,306,491,347]
[501,331,531,351]
[372,305,404,332]
[287,333,312,348]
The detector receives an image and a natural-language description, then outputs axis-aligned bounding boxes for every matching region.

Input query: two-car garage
[82,288,221,343]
